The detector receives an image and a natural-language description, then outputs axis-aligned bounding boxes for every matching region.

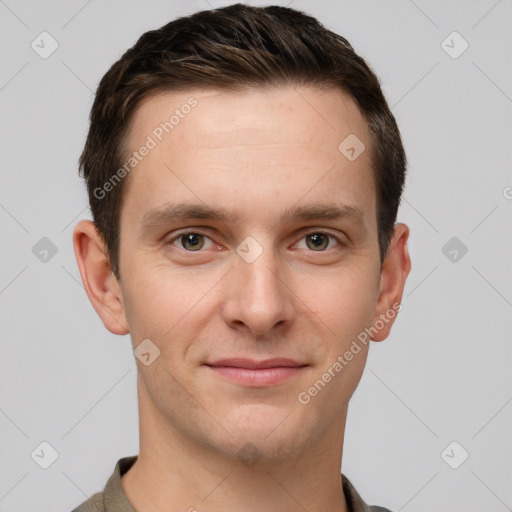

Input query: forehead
[120,85,375,228]
[127,85,370,155]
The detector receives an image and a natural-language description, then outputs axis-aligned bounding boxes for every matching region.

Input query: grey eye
[180,233,205,251]
[305,233,330,251]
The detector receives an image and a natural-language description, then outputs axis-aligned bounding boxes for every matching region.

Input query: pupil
[184,233,203,250]
[309,233,327,250]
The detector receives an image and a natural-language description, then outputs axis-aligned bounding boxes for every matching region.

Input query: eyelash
[166,229,345,252]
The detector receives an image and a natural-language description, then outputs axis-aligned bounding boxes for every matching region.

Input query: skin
[73,85,411,512]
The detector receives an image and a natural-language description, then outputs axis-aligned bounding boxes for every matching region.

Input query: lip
[204,358,308,387]
[207,358,305,369]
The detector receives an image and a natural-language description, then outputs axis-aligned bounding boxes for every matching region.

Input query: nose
[220,242,295,337]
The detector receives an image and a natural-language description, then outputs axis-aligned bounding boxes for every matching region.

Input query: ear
[73,220,129,335]
[371,223,411,342]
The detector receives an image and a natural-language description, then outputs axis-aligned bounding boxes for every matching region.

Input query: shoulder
[70,491,105,512]
[69,455,137,512]
[341,473,394,512]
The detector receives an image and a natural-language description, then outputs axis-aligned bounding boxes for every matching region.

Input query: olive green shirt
[72,456,392,512]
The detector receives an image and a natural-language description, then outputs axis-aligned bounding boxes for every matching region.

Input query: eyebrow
[139,201,367,234]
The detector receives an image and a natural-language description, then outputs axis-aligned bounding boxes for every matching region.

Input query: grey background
[0,0,511,511]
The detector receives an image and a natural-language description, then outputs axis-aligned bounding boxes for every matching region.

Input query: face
[81,85,409,463]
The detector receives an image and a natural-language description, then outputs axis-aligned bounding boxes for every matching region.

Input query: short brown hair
[79,3,407,279]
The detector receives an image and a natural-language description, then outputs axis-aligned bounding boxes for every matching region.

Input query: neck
[122,377,349,512]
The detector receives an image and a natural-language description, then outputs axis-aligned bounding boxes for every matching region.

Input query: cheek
[300,273,374,408]
[298,265,379,339]
[120,266,169,342]
[120,263,216,346]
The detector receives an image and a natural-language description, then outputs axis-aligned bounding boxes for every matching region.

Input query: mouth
[204,358,308,387]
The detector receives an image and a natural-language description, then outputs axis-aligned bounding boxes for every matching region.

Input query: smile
[204,358,308,387]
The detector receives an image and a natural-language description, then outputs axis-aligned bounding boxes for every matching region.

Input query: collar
[102,455,375,512]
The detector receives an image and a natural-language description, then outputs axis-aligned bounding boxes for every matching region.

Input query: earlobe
[73,220,129,335]
[372,223,411,342]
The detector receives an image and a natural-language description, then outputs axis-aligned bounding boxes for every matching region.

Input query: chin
[219,414,311,457]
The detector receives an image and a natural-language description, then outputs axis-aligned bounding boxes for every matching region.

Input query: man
[72,3,411,511]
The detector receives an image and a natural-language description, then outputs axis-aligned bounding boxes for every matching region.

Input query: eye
[166,230,343,253]
[296,231,342,251]
[170,232,216,251]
